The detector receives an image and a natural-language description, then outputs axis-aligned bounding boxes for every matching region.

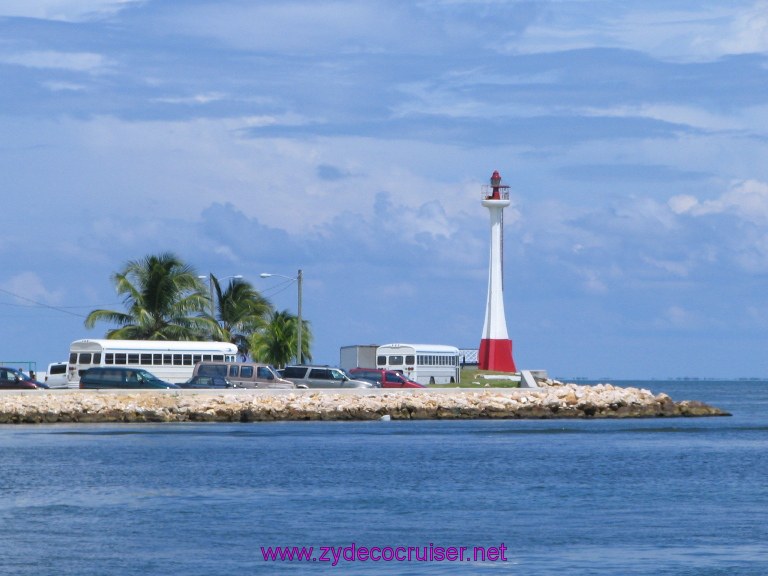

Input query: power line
[0,287,120,319]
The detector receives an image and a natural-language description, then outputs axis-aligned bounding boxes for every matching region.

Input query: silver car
[282,366,375,389]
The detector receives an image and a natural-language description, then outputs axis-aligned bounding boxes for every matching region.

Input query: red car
[349,368,425,388]
[0,367,47,389]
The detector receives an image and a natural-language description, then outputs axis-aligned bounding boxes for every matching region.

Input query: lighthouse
[478,170,517,372]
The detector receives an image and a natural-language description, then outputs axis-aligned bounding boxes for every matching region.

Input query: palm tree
[249,310,312,368]
[208,275,273,357]
[84,252,209,340]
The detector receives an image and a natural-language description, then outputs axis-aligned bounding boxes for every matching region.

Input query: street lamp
[198,273,243,322]
[260,269,303,364]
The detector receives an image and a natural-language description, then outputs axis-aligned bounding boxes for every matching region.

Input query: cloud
[654,305,698,329]
[0,50,111,73]
[0,272,63,306]
[507,2,768,62]
[162,2,441,55]
[669,179,768,224]
[716,1,768,56]
[0,0,142,22]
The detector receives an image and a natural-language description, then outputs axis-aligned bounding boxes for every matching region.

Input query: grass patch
[429,368,521,388]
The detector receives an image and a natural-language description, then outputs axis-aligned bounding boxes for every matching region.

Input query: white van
[45,362,71,389]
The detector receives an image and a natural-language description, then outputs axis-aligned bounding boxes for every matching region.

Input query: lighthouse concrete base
[478,338,517,372]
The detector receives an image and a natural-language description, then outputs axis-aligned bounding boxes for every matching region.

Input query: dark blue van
[79,367,179,389]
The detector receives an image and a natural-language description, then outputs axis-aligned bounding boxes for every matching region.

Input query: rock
[0,385,730,423]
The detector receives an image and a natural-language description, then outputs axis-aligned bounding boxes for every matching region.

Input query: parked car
[0,367,47,389]
[179,375,235,389]
[79,367,179,389]
[349,368,425,388]
[281,365,374,389]
[45,362,69,388]
[193,362,296,389]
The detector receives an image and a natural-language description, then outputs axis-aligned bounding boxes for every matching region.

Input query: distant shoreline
[0,383,730,424]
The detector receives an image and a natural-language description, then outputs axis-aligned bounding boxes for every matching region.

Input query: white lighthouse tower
[478,170,517,372]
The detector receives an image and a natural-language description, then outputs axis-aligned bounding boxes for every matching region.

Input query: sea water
[1,380,767,575]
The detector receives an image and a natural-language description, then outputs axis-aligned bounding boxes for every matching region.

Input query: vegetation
[249,310,312,368]
[84,253,209,340]
[85,252,310,367]
[207,276,273,358]
[429,368,521,388]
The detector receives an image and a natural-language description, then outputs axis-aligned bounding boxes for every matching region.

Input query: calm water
[1,381,767,575]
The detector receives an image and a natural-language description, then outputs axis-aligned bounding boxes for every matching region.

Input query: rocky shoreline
[0,381,729,424]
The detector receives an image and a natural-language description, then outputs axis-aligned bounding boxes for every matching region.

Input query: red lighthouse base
[478,338,517,372]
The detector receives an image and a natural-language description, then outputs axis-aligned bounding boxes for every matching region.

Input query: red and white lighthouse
[478,170,517,372]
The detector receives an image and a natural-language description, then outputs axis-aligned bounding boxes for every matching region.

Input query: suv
[193,362,296,389]
[282,366,374,389]
[80,367,179,389]
[349,368,425,388]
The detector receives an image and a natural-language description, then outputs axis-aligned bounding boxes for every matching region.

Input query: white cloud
[0,0,141,22]
[716,0,768,56]
[668,194,699,214]
[0,50,111,73]
[507,2,768,62]
[656,305,697,328]
[42,81,88,92]
[5,115,489,245]
[1,272,62,306]
[165,2,438,54]
[670,179,768,224]
[642,256,692,277]
[580,104,742,132]
[151,93,229,105]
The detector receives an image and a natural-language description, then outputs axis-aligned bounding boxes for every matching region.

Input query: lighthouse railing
[481,185,510,201]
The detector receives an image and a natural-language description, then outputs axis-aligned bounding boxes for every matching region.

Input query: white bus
[67,339,239,386]
[375,343,460,385]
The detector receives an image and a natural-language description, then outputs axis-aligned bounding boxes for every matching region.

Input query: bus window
[69,352,77,364]
[128,354,139,364]
[79,353,93,365]
[405,355,415,365]
[153,354,162,365]
[114,353,126,365]
[182,354,192,366]
[140,354,152,365]
[377,356,386,366]
[389,355,404,366]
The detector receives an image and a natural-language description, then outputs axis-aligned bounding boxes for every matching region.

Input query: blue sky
[2,0,768,379]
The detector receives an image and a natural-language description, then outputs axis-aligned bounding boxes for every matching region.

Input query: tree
[249,310,312,368]
[84,252,209,340]
[208,275,273,357]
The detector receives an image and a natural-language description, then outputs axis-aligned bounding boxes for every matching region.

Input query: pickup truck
[349,368,425,388]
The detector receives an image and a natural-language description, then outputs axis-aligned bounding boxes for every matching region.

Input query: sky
[2,0,768,380]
